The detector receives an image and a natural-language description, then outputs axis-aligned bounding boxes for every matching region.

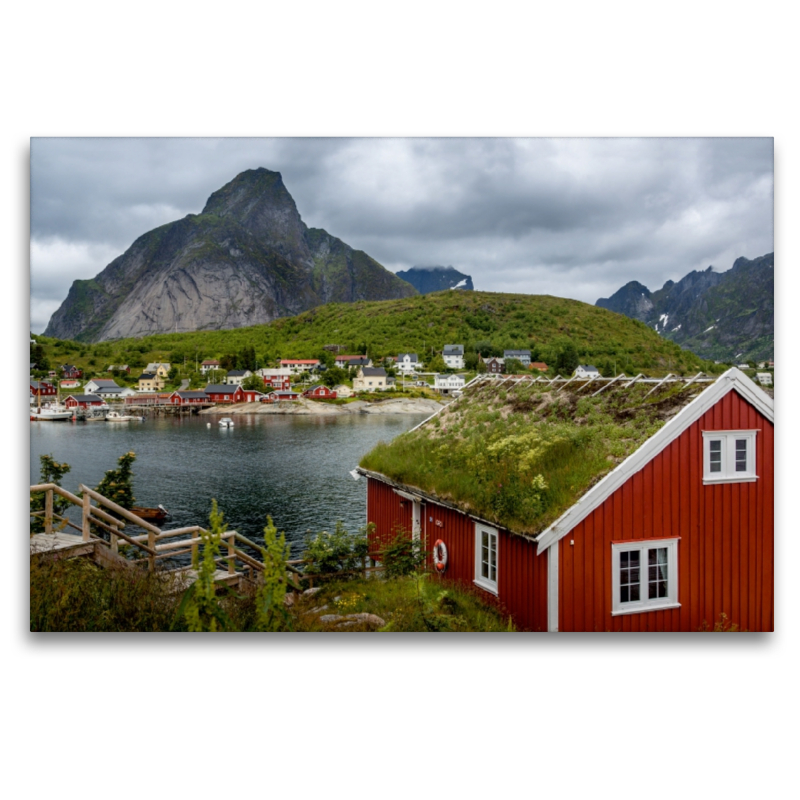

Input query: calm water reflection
[30,413,425,556]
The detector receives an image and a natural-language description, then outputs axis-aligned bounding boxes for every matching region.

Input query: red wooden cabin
[263,375,291,391]
[241,388,264,403]
[360,369,774,632]
[303,384,337,400]
[262,390,300,403]
[64,394,105,409]
[203,384,244,404]
[30,380,57,398]
[168,391,210,406]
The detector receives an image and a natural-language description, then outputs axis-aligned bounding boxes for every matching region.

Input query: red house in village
[261,390,300,403]
[203,384,244,404]
[302,384,337,400]
[168,391,210,406]
[359,368,774,632]
[263,374,291,391]
[30,380,57,398]
[64,394,106,409]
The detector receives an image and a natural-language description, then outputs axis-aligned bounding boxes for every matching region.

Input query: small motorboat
[131,504,170,522]
[106,410,144,422]
[218,417,235,428]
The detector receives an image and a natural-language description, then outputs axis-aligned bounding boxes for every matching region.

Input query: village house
[262,373,292,391]
[303,384,338,400]
[63,394,107,409]
[204,384,245,404]
[482,356,504,374]
[225,369,252,385]
[60,364,83,379]
[30,380,57,398]
[107,365,130,374]
[442,344,465,369]
[333,384,353,398]
[138,373,165,392]
[281,359,320,374]
[200,360,220,374]
[168,390,210,406]
[60,379,80,390]
[358,368,774,632]
[434,374,466,394]
[144,362,171,378]
[335,355,372,369]
[262,389,300,403]
[503,350,531,367]
[756,373,773,386]
[395,353,421,374]
[353,367,388,392]
[84,378,120,394]
[530,361,549,372]
[574,364,601,379]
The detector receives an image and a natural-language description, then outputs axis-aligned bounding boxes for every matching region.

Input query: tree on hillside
[317,349,335,369]
[321,366,348,388]
[427,354,447,373]
[464,351,480,371]
[220,354,237,371]
[239,345,257,372]
[504,358,525,375]
[556,342,579,376]
[241,374,264,391]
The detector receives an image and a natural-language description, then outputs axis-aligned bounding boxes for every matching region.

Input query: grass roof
[360,376,710,537]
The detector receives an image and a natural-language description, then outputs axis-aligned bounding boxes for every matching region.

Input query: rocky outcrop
[595,254,773,362]
[395,265,474,294]
[44,168,417,342]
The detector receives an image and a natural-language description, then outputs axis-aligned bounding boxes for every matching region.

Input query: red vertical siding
[558,390,774,632]
[366,478,547,631]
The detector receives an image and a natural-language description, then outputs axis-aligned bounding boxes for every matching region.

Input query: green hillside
[32,291,720,380]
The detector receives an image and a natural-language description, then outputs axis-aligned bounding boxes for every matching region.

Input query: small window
[474,524,498,594]
[702,430,758,483]
[612,539,679,615]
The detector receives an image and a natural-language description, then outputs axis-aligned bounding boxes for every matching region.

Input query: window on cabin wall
[611,539,679,615]
[474,524,499,595]
[702,430,758,483]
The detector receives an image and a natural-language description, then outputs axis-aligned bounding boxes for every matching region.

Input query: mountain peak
[396,265,474,293]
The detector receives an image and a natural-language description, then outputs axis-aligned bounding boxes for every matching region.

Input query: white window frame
[474,523,499,595]
[702,430,758,484]
[611,538,679,616]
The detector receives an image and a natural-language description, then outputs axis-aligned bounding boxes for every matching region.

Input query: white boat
[106,410,144,422]
[218,417,235,428]
[30,403,73,421]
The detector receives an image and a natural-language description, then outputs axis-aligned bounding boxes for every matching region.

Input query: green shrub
[30,454,71,534]
[301,521,370,575]
[380,531,425,578]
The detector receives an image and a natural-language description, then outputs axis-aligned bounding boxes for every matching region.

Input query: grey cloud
[30,137,773,332]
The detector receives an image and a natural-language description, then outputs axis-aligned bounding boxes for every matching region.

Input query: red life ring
[433,539,448,572]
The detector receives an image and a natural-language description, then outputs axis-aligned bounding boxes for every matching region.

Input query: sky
[29,137,773,334]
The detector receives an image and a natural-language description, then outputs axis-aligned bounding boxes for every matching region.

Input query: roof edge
[535,368,773,554]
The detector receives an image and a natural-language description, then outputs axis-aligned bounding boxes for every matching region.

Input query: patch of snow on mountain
[704,325,715,333]
[450,279,468,290]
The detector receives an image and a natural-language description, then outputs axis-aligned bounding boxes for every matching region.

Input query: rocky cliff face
[395,265,474,294]
[44,168,417,342]
[595,253,773,362]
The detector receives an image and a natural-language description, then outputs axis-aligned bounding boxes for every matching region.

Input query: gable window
[702,430,758,483]
[474,524,498,595]
[612,539,679,615]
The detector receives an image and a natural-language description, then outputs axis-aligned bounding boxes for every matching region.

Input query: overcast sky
[29,137,773,333]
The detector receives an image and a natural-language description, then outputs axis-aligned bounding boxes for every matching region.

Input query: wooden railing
[30,483,302,590]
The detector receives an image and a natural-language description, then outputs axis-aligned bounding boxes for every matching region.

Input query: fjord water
[30,414,426,556]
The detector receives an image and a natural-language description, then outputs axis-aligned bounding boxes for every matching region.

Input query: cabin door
[412,500,421,542]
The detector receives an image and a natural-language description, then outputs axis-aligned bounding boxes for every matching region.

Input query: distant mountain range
[44,168,417,342]
[596,253,773,362]
[395,265,474,294]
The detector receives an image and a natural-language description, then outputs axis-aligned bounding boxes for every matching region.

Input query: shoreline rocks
[198,397,444,416]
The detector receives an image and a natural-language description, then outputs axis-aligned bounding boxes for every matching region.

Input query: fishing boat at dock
[30,403,73,421]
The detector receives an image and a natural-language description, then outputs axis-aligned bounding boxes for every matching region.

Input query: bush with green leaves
[255,516,292,631]
[380,530,425,578]
[93,451,136,513]
[301,521,370,575]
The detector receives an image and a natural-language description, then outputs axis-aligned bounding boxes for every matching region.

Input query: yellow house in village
[138,372,166,391]
[144,362,171,378]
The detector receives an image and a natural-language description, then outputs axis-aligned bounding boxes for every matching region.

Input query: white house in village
[200,360,220,374]
[396,353,422,374]
[443,344,465,369]
[225,369,252,385]
[353,367,388,392]
[756,372,773,386]
[503,350,531,367]
[434,374,466,394]
[280,359,320,374]
[574,365,601,379]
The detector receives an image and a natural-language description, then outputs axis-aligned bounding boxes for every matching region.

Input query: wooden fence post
[148,530,156,572]
[82,492,91,542]
[110,525,119,555]
[45,489,53,535]
[227,534,235,576]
